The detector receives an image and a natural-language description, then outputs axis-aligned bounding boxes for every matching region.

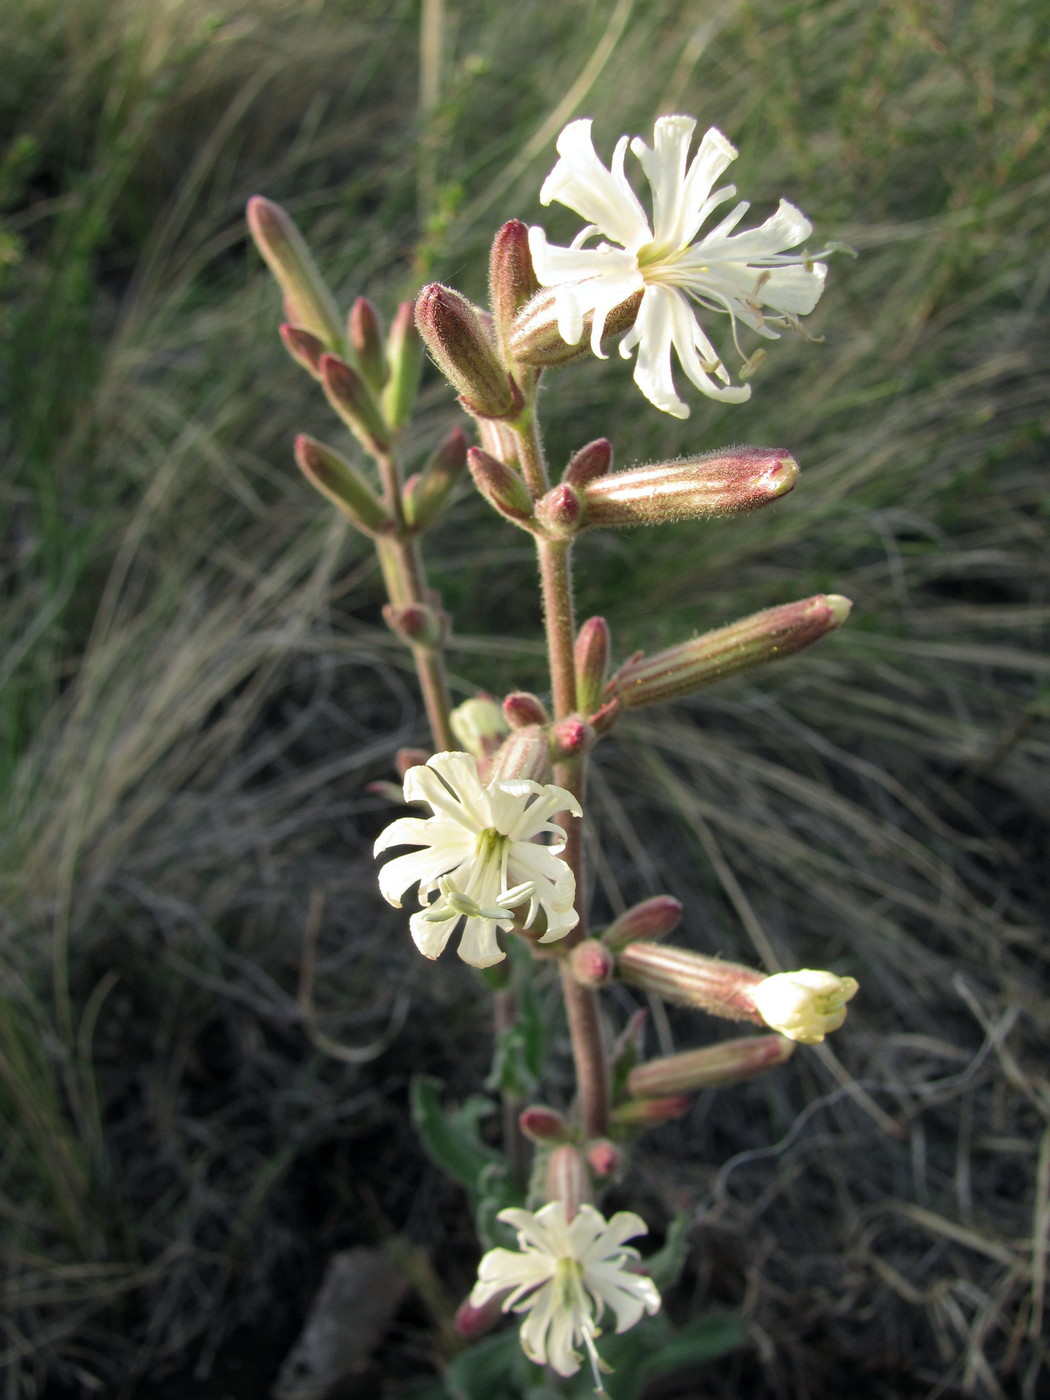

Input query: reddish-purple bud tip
[519,1105,571,1145]
[564,438,613,489]
[503,691,549,728]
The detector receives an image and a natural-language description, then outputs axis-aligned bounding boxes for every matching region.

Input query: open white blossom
[374,751,581,968]
[471,1201,661,1380]
[528,115,828,418]
[749,968,858,1044]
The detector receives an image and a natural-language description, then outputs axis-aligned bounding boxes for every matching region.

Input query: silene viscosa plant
[249,114,855,1398]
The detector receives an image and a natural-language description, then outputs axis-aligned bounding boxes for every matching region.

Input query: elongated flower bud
[319,353,391,456]
[489,725,553,785]
[746,969,858,1045]
[415,284,523,419]
[349,296,386,392]
[382,301,423,430]
[602,896,683,951]
[489,219,540,345]
[294,435,389,534]
[467,446,535,526]
[612,1095,692,1127]
[509,288,642,367]
[617,944,765,1023]
[279,322,325,377]
[582,448,798,528]
[628,1034,794,1098]
[450,695,508,759]
[545,1144,591,1219]
[564,438,613,490]
[247,197,343,350]
[405,426,468,530]
[616,595,852,708]
[574,617,610,716]
[519,1105,571,1145]
[454,1292,504,1340]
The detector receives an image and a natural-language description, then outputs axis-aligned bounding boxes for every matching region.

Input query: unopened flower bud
[564,439,612,490]
[612,1095,692,1127]
[536,483,583,539]
[570,939,614,987]
[293,435,389,534]
[551,715,593,760]
[617,943,765,1023]
[582,448,798,529]
[503,691,548,728]
[279,322,325,377]
[627,1034,795,1098]
[616,595,852,708]
[509,288,643,367]
[545,1144,591,1219]
[415,284,523,419]
[383,602,446,650]
[382,301,423,430]
[477,418,519,467]
[467,446,535,526]
[247,196,344,350]
[450,696,508,760]
[349,296,387,393]
[603,896,683,951]
[319,353,390,456]
[519,1105,571,1145]
[405,427,468,530]
[489,219,541,345]
[586,1139,622,1178]
[574,617,610,716]
[489,725,554,785]
[746,969,859,1045]
[454,1292,504,1340]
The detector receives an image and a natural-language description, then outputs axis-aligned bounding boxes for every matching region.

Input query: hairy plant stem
[375,449,455,752]
[512,410,611,1140]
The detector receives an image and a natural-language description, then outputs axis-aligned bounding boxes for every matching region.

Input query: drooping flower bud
[574,617,610,716]
[563,439,612,490]
[382,301,423,430]
[519,1105,571,1145]
[535,483,584,539]
[612,1095,692,1127]
[415,284,523,419]
[279,322,326,377]
[319,353,391,456]
[746,970,859,1045]
[247,197,344,350]
[570,939,615,987]
[616,944,765,1023]
[450,695,509,760]
[627,1034,795,1098]
[602,896,683,951]
[509,288,643,367]
[545,1144,591,1220]
[349,296,387,393]
[502,691,548,729]
[614,595,852,708]
[489,219,541,346]
[467,446,535,527]
[293,435,389,535]
[404,426,468,530]
[581,448,798,528]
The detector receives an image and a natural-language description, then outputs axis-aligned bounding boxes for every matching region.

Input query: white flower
[374,751,581,968]
[749,968,858,1044]
[528,115,828,418]
[470,1201,661,1380]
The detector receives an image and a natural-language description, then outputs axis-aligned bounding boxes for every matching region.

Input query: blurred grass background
[0,0,1047,1395]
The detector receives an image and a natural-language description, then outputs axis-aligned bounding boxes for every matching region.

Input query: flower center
[635,241,702,288]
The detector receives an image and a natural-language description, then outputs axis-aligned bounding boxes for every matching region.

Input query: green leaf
[410,1076,502,1204]
[644,1211,690,1292]
[642,1311,746,1379]
[444,1327,528,1400]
